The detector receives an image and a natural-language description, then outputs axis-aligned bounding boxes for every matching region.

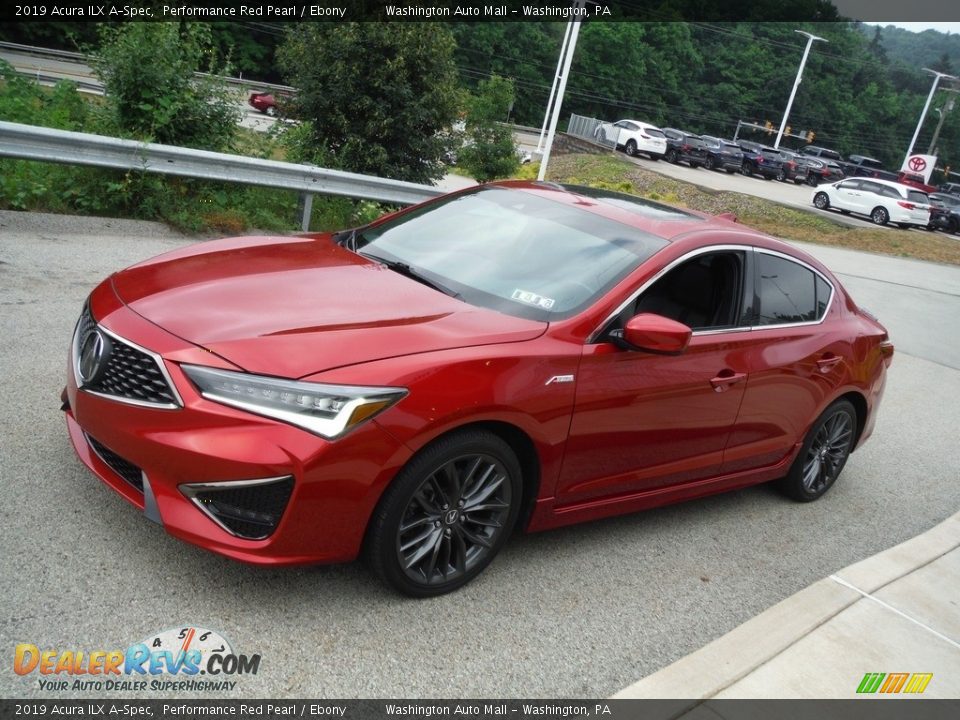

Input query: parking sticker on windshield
[511,289,555,310]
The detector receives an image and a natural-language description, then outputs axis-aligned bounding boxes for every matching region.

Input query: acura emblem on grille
[78,329,109,384]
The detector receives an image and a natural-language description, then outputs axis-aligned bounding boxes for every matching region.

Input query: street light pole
[536,19,574,154]
[905,69,958,165]
[774,30,826,150]
[538,0,586,181]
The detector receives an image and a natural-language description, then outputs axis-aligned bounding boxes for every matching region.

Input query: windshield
[354,187,669,321]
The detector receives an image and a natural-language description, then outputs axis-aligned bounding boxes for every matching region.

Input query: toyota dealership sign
[900,154,937,183]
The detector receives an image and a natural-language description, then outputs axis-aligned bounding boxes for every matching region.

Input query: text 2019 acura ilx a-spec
[64,182,893,597]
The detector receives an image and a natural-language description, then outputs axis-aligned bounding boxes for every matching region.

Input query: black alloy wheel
[778,400,856,502]
[366,430,521,597]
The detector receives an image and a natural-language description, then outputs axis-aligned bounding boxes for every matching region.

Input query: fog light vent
[181,476,294,540]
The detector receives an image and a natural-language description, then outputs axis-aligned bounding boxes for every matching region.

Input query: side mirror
[618,313,692,355]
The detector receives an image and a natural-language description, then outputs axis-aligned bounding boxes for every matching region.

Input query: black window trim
[587,244,835,343]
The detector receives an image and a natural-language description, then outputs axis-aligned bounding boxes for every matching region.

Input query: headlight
[181,365,406,439]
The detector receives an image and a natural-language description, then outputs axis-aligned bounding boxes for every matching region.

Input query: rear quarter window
[908,191,930,204]
[756,253,820,326]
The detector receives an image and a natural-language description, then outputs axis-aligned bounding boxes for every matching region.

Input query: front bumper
[63,287,411,565]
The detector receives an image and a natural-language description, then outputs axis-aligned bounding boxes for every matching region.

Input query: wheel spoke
[464,515,502,529]
[463,473,504,509]
[441,462,461,501]
[424,532,444,580]
[802,456,821,489]
[460,525,492,549]
[464,500,509,513]
[400,525,436,554]
[462,463,496,502]
[451,528,467,573]
[399,515,436,534]
[403,527,443,570]
[429,474,451,509]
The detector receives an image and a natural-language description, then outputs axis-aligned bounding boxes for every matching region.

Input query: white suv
[594,119,667,160]
[812,178,931,228]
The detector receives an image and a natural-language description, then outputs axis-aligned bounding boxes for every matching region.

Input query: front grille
[74,305,179,407]
[182,477,294,540]
[86,434,144,492]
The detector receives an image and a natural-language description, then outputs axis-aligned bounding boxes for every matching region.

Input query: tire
[365,430,522,597]
[813,192,830,210]
[950,218,959,234]
[705,156,716,171]
[625,139,638,157]
[265,106,277,117]
[741,163,753,177]
[776,169,787,182]
[778,400,856,502]
[807,175,819,187]
[870,206,889,226]
[666,149,678,163]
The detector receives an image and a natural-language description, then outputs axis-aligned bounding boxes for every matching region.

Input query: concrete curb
[612,510,960,701]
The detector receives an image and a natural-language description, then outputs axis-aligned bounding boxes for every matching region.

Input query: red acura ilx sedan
[64,182,893,596]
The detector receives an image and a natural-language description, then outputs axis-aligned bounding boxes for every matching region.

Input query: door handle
[817,355,843,373]
[710,370,747,392]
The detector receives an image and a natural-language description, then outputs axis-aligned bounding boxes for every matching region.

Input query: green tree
[278,23,461,184]
[458,76,520,183]
[92,23,240,151]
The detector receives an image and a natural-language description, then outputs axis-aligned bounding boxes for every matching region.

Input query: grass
[526,154,960,266]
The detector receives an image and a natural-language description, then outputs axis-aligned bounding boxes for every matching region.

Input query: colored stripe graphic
[880,673,909,693]
[903,673,934,694]
[857,673,885,693]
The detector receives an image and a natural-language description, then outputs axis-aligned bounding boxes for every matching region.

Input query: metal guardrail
[0,41,296,95]
[0,121,443,230]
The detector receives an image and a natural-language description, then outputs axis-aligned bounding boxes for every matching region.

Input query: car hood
[111,235,547,378]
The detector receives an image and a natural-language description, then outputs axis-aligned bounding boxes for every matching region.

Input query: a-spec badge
[545,375,575,386]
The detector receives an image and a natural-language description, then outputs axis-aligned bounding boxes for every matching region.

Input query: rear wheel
[666,149,679,163]
[776,169,787,182]
[265,106,277,117]
[871,206,889,226]
[813,192,830,210]
[950,217,959,234]
[705,156,716,171]
[625,139,638,157]
[807,175,819,187]
[777,400,856,502]
[741,163,753,177]
[366,430,522,597]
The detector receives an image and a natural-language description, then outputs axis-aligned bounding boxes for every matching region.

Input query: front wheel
[813,192,830,210]
[705,157,716,171]
[776,169,787,182]
[365,430,522,597]
[871,206,889,226]
[807,175,819,187]
[625,140,638,157]
[666,149,678,163]
[777,400,856,502]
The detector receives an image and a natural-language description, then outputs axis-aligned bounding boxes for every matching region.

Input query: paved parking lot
[1,210,957,699]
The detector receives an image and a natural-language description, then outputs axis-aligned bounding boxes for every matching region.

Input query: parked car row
[591,118,960,234]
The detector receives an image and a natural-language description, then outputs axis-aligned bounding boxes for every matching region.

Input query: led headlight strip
[181,365,406,439]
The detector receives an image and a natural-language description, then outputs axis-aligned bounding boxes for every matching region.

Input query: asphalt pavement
[0,210,957,699]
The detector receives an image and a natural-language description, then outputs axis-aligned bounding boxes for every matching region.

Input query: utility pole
[928,91,958,155]
[904,69,957,166]
[774,30,826,150]
[538,0,587,181]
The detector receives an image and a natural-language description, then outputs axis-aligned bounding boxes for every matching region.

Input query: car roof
[482,181,819,260]
[618,119,661,129]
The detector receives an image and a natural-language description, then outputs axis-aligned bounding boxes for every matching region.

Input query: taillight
[787,161,796,169]
[897,201,916,210]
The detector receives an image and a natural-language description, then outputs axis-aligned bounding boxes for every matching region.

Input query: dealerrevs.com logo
[14,626,261,692]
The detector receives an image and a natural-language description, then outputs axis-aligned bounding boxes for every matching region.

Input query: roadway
[0,209,956,698]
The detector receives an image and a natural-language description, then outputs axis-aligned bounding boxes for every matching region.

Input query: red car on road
[64,182,893,596]
[248,91,280,116]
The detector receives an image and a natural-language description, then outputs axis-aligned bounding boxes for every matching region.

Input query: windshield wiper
[332,227,359,251]
[359,252,461,299]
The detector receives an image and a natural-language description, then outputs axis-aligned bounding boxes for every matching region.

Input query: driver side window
[607,250,747,336]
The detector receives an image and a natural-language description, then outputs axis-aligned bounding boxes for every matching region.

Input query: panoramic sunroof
[562,184,703,221]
